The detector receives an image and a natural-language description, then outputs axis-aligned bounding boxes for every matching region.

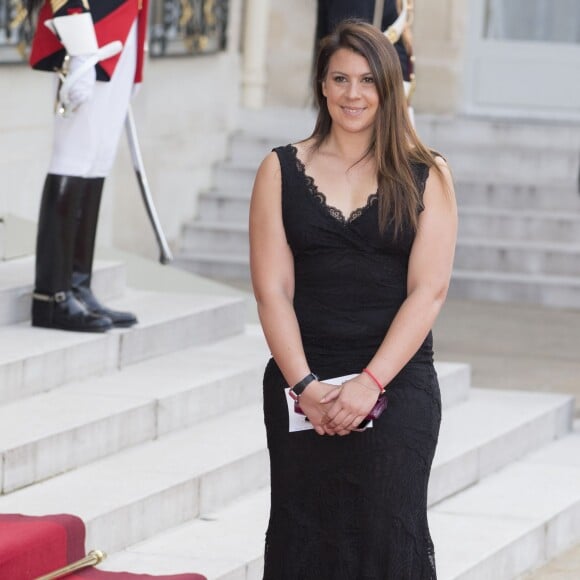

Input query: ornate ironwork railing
[0,0,34,63]
[149,0,229,57]
[0,0,229,64]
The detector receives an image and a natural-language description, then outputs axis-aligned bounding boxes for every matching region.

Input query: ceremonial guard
[25,0,149,332]
[315,0,415,101]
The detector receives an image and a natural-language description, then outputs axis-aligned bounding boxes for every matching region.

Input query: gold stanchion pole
[35,550,107,580]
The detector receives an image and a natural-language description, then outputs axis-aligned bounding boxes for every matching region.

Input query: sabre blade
[125,107,173,264]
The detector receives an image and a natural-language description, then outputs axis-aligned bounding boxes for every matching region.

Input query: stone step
[181,222,248,255]
[234,108,580,152]
[177,239,580,307]
[211,162,580,212]
[100,488,270,580]
[174,253,250,281]
[184,223,580,275]
[523,538,580,579]
[447,147,578,185]
[455,181,580,211]
[0,385,569,563]
[0,353,469,497]
[232,108,580,151]
[196,190,252,223]
[436,362,471,409]
[458,207,580,244]
[0,404,270,555]
[226,134,579,185]
[197,186,580,229]
[432,429,580,580]
[0,356,469,497]
[450,269,580,309]
[0,256,127,326]
[0,213,36,262]
[0,330,269,494]
[0,289,246,405]
[211,163,580,224]
[227,136,283,168]
[100,408,578,580]
[212,164,256,194]
[428,389,572,506]
[415,114,580,152]
[454,239,580,277]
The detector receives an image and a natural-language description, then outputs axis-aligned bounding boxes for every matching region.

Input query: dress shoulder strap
[272,144,295,172]
[412,162,430,197]
[272,144,303,198]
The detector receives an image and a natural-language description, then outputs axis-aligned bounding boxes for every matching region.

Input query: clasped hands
[298,376,380,436]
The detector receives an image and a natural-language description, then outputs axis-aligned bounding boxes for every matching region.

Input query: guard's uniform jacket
[29,0,148,82]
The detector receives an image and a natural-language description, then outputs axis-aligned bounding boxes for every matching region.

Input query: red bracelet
[362,368,385,394]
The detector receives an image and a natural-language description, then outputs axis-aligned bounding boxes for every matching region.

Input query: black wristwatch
[289,372,319,401]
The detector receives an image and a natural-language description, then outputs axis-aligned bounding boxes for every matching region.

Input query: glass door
[464,0,580,119]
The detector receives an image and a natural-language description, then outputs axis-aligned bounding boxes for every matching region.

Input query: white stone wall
[265,0,316,107]
[0,0,243,260]
[413,0,468,115]
[0,68,54,224]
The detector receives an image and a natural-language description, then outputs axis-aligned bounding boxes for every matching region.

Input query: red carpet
[0,514,206,580]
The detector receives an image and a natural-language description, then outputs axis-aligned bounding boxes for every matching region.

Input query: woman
[250,20,456,580]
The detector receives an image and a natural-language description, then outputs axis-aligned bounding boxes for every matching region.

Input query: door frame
[463,0,580,121]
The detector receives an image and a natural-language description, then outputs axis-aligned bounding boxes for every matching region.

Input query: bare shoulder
[255,150,282,182]
[421,155,456,217]
[429,154,452,181]
[425,155,454,196]
[252,151,282,200]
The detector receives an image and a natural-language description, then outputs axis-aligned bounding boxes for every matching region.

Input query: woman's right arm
[249,152,333,435]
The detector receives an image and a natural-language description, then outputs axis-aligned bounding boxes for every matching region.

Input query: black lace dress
[262,144,441,580]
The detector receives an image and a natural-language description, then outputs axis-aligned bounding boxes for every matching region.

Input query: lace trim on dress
[289,144,378,224]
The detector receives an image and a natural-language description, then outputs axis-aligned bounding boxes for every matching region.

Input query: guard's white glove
[65,55,97,109]
[45,12,99,112]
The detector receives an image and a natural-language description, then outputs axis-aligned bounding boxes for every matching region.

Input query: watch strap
[289,372,319,401]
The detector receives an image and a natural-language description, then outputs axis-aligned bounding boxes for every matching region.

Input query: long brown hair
[310,19,442,237]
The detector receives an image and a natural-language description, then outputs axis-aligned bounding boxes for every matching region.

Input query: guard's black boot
[71,178,138,328]
[32,174,113,332]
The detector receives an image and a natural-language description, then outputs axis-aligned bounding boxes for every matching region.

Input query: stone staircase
[0,238,580,577]
[0,251,267,565]
[176,108,580,309]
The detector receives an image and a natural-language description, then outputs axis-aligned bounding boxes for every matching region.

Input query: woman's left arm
[323,158,457,432]
[368,157,458,381]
